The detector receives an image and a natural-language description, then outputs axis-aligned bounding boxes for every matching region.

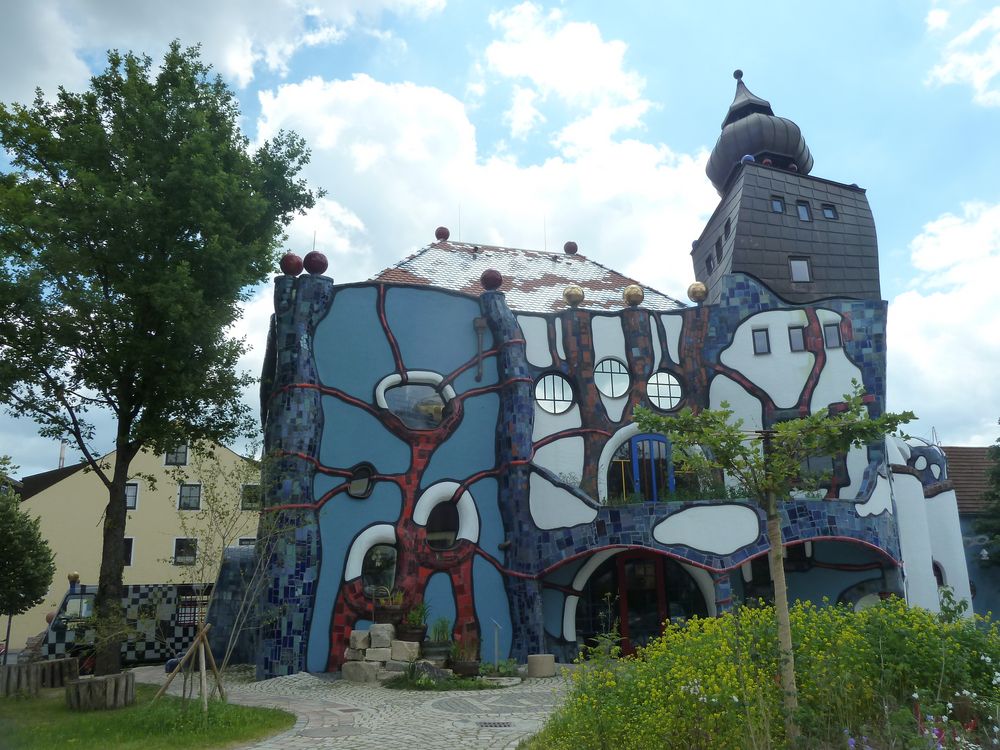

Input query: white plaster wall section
[533,436,585,484]
[532,403,582,442]
[517,314,552,368]
[839,445,869,500]
[709,374,764,432]
[719,309,814,410]
[885,436,907,466]
[597,422,641,503]
[679,563,718,617]
[374,371,456,408]
[563,549,619,641]
[891,471,939,611]
[412,481,480,544]
[555,317,566,361]
[925,489,973,613]
[591,314,629,423]
[660,313,683,365]
[649,316,662,372]
[344,524,397,580]
[854,473,893,517]
[809,309,863,413]
[529,471,598,530]
[652,504,760,554]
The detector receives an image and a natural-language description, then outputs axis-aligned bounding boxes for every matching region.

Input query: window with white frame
[178,483,201,510]
[165,445,188,466]
[125,482,139,510]
[173,538,197,565]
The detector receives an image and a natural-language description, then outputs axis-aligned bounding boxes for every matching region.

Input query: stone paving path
[132,665,568,750]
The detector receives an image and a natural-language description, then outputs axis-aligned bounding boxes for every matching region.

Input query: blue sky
[3,0,1000,476]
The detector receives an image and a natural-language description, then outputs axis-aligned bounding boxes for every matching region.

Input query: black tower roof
[706,71,814,196]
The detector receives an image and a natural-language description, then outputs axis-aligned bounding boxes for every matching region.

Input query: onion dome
[706,70,814,195]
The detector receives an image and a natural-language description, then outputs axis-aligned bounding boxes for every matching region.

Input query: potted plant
[422,617,451,662]
[372,587,406,625]
[450,635,480,677]
[396,601,429,642]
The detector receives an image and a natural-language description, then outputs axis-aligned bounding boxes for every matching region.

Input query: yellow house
[10,442,260,651]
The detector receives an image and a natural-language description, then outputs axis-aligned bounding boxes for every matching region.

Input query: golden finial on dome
[623,284,644,307]
[563,285,585,307]
[68,571,80,584]
[687,282,708,304]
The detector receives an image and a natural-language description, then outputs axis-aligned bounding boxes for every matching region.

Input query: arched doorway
[575,550,708,653]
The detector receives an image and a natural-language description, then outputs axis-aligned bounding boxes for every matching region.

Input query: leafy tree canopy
[974,427,1000,565]
[0,457,56,618]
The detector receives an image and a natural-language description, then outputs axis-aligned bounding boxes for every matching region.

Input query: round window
[594,358,630,398]
[647,372,682,411]
[534,373,574,414]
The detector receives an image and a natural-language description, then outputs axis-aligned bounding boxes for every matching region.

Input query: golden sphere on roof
[68,571,80,584]
[563,284,585,307]
[687,282,708,304]
[623,284,644,307]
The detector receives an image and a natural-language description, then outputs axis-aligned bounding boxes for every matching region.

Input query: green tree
[0,457,56,664]
[974,430,1000,564]
[635,385,913,741]
[0,42,317,674]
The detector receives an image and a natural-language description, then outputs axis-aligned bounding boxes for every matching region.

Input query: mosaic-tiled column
[713,572,733,615]
[256,273,333,678]
[480,289,545,660]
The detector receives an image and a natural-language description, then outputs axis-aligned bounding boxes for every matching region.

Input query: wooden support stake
[197,640,208,715]
[203,636,227,702]
[152,623,211,703]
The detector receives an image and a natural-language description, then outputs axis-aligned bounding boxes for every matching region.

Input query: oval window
[646,372,682,411]
[534,373,574,414]
[346,464,375,499]
[594,358,630,398]
[362,544,397,597]
[384,384,447,429]
[426,501,459,550]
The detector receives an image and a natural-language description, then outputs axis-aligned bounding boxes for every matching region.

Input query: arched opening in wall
[575,551,708,654]
[606,434,700,504]
[425,501,459,550]
[384,384,448,429]
[932,561,946,588]
[362,544,397,597]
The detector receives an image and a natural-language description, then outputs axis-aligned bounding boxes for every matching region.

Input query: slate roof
[18,463,88,501]
[372,240,685,313]
[942,446,993,514]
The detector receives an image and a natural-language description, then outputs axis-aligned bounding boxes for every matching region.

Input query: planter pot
[422,642,450,661]
[373,604,406,625]
[395,624,427,642]
[451,660,480,678]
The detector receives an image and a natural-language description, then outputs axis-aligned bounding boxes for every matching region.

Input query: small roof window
[789,257,812,283]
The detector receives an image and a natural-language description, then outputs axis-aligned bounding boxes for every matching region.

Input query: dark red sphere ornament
[563,241,578,255]
[480,268,503,290]
[280,252,303,276]
[435,226,450,241]
[303,251,329,275]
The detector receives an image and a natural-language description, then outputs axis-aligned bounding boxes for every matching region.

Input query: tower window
[714,237,722,261]
[646,372,683,411]
[823,323,842,349]
[752,328,770,355]
[724,218,731,239]
[822,204,838,220]
[788,326,806,352]
[789,257,812,282]
[771,196,785,213]
[796,202,812,221]
[535,373,574,414]
[705,255,716,275]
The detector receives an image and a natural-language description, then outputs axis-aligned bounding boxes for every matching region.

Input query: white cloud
[888,201,1000,446]
[926,8,951,31]
[0,0,445,103]
[506,85,546,138]
[927,6,1000,105]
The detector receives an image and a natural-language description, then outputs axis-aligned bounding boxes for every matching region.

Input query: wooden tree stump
[38,658,79,688]
[0,663,40,698]
[66,672,135,711]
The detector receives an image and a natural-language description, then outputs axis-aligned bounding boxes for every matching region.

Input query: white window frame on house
[240,483,262,511]
[823,322,842,349]
[173,537,198,566]
[164,445,188,466]
[752,328,771,355]
[125,482,139,510]
[788,326,807,352]
[123,537,134,566]
[177,483,202,511]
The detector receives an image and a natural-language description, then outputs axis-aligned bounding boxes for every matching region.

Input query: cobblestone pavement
[132,665,568,750]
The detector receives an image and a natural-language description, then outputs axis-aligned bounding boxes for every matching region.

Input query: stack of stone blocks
[341,623,432,683]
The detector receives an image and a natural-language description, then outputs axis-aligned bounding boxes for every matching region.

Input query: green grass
[382,673,503,691]
[0,683,295,750]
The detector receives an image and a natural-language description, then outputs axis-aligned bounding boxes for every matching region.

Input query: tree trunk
[93,438,137,676]
[766,493,800,742]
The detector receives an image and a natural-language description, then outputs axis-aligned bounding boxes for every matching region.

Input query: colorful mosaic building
[251,73,971,678]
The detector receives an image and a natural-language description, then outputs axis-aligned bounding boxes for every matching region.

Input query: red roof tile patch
[942,445,994,514]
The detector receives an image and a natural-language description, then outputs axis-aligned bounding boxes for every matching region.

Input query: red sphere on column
[303,251,329,275]
[280,252,304,276]
[480,268,503,290]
